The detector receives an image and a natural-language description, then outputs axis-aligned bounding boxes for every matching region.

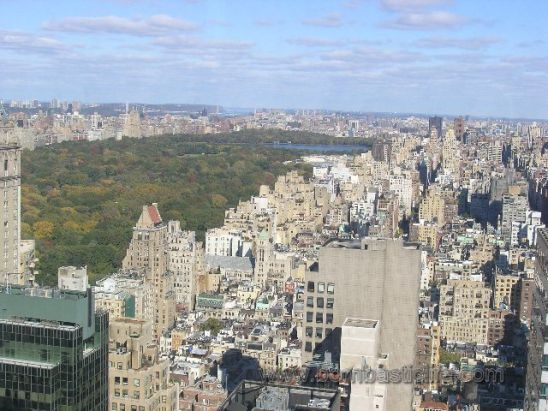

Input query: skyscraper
[0,109,21,285]
[428,116,443,139]
[122,203,176,340]
[302,238,421,410]
[0,285,109,410]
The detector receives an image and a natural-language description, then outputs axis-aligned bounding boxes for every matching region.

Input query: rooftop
[342,318,378,329]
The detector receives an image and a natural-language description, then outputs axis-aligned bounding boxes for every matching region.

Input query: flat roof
[343,318,378,328]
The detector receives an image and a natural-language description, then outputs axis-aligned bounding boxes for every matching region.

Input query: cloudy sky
[1,0,547,118]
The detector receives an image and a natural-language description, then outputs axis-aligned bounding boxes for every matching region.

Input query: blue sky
[0,0,547,118]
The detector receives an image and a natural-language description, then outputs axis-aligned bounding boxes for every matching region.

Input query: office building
[428,116,442,139]
[0,285,108,410]
[302,238,421,411]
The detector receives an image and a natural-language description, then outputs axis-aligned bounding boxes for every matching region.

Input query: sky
[0,0,547,119]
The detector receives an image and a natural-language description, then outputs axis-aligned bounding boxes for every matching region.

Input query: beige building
[0,136,21,284]
[123,204,176,340]
[494,273,521,309]
[108,317,179,411]
[440,280,492,345]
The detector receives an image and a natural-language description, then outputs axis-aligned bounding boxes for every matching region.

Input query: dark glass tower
[0,286,108,411]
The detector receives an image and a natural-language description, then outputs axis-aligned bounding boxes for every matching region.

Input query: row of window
[305,327,332,339]
[307,281,335,294]
[114,377,140,387]
[306,312,333,324]
[111,403,145,411]
[306,297,334,309]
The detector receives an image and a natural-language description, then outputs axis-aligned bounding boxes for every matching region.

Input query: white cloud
[303,13,343,28]
[385,11,466,29]
[417,36,501,50]
[43,15,199,36]
[0,30,66,53]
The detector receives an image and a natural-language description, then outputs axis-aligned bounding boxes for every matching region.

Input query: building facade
[0,285,108,411]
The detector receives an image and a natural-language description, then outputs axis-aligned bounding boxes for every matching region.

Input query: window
[327,283,335,294]
[114,389,120,397]
[122,377,128,385]
[112,403,117,410]
[306,312,313,322]
[305,342,312,352]
[307,281,315,292]
[120,405,125,411]
[115,376,120,385]
[318,282,325,293]
[317,297,324,308]
[306,296,314,307]
[316,312,323,323]
[327,298,334,309]
[326,313,333,324]
[316,328,323,338]
[3,160,7,171]
[306,327,313,337]
[131,406,137,411]
[133,391,140,400]
[134,379,140,387]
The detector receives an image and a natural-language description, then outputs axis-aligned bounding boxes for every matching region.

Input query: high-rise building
[122,204,176,340]
[454,117,465,141]
[0,285,109,410]
[428,116,442,139]
[0,118,21,285]
[108,317,178,411]
[524,228,548,410]
[302,238,421,411]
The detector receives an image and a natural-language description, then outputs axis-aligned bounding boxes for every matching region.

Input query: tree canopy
[22,132,317,286]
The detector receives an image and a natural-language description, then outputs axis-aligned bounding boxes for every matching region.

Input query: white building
[58,266,88,292]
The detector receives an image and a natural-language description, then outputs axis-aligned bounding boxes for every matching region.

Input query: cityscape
[1,1,548,411]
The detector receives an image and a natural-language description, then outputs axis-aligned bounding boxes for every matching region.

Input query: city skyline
[1,0,547,119]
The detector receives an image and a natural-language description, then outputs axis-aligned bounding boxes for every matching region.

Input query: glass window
[306,296,314,307]
[112,403,117,411]
[122,377,128,385]
[318,282,325,293]
[306,312,313,322]
[306,327,313,337]
[327,283,335,294]
[316,313,323,323]
[317,297,324,308]
[305,342,312,352]
[134,379,140,387]
[316,328,323,338]
[114,376,120,385]
[114,389,120,397]
[326,313,333,324]
[327,298,334,309]
[307,281,315,292]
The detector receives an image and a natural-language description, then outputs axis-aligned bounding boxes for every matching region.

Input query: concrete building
[108,317,178,411]
[302,238,421,411]
[524,228,548,410]
[340,318,389,411]
[58,265,89,292]
[0,285,108,410]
